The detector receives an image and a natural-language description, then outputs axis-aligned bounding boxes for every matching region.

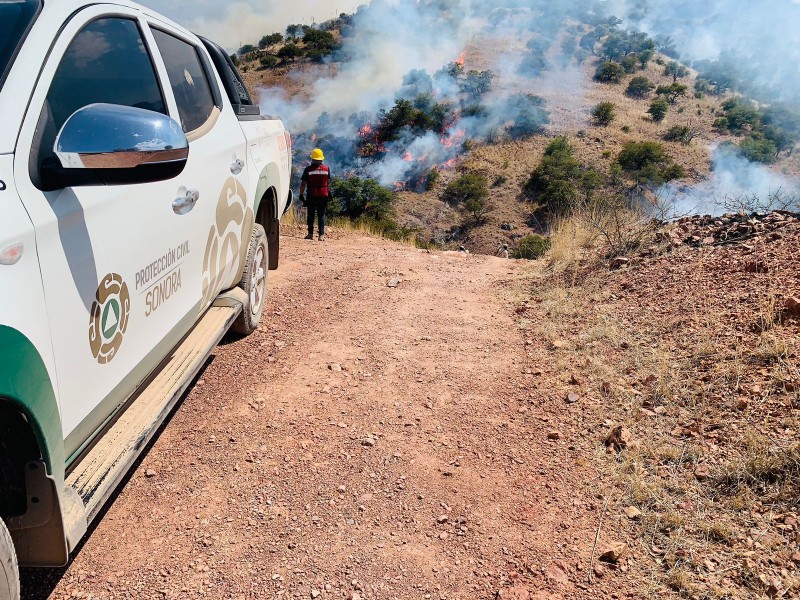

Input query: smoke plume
[660,146,800,217]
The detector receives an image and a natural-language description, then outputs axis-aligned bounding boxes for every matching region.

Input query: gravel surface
[22,229,630,599]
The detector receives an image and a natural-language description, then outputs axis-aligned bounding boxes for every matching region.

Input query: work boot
[304,233,314,240]
[318,234,326,241]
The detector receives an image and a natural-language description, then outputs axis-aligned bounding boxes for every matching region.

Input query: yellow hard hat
[311,148,325,161]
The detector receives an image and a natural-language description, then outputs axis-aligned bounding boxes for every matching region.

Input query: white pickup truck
[0,1,292,596]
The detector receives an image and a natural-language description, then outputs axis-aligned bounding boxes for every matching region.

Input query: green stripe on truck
[0,326,64,486]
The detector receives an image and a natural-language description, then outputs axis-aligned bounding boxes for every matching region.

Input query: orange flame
[403,151,413,162]
[455,52,465,67]
[358,124,374,138]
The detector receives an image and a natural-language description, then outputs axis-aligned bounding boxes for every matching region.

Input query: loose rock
[604,426,632,451]
[599,541,627,563]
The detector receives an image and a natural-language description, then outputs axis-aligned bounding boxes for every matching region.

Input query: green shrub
[330,176,396,222]
[648,97,670,122]
[655,83,688,104]
[259,55,279,69]
[617,141,683,184]
[303,29,337,54]
[591,102,616,126]
[664,61,689,82]
[277,43,303,61]
[739,136,778,164]
[504,94,550,139]
[259,33,283,48]
[718,98,761,132]
[525,137,600,215]
[425,168,441,191]
[626,76,655,99]
[594,61,626,83]
[515,235,551,260]
[443,173,489,207]
[620,55,639,74]
[663,125,692,144]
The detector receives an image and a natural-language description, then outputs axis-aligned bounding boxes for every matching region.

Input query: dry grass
[523,229,800,596]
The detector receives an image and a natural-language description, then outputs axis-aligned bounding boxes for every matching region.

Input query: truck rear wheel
[0,519,19,600]
[231,224,268,335]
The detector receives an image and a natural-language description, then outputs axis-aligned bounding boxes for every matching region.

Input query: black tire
[0,519,19,600]
[231,224,268,335]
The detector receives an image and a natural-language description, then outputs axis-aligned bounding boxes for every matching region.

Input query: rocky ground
[523,211,800,597]
[23,227,639,599]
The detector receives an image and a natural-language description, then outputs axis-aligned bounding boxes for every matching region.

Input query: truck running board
[65,290,247,524]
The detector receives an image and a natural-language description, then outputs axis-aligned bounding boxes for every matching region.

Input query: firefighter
[299,148,331,241]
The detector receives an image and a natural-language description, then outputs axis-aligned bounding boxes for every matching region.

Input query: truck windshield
[0,0,41,90]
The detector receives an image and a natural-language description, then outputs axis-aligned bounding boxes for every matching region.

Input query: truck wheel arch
[0,327,64,481]
[0,327,81,567]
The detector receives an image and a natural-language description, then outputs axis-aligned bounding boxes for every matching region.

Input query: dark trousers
[307,198,328,236]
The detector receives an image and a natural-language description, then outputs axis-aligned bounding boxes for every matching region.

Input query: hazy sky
[140,1,370,48]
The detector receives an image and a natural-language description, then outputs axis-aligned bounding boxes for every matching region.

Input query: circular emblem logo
[89,273,131,364]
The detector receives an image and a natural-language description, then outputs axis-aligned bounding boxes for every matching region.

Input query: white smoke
[609,0,800,103]
[140,0,370,49]
[659,146,800,217]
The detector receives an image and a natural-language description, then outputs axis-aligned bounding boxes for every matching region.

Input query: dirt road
[24,230,631,599]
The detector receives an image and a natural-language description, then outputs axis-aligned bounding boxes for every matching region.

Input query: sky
[140,1,371,49]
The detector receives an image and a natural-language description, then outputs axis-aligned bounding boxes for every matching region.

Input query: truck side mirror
[42,103,189,190]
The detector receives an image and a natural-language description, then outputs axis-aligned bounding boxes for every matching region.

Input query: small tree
[594,61,626,84]
[237,44,256,55]
[277,43,303,61]
[525,137,599,215]
[617,141,684,185]
[259,33,283,48]
[620,54,639,74]
[591,102,616,126]
[259,55,279,69]
[664,61,689,82]
[655,83,688,104]
[443,173,489,208]
[464,196,488,223]
[229,54,240,67]
[303,29,336,52]
[626,76,655,99]
[648,97,670,122]
[637,49,654,69]
[285,24,304,39]
[663,125,698,145]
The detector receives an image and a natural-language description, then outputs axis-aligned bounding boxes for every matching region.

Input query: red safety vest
[307,164,330,198]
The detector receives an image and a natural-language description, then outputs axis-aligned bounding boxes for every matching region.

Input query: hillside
[237,15,800,256]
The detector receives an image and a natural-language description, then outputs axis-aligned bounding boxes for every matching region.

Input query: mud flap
[268,214,280,270]
[5,462,85,566]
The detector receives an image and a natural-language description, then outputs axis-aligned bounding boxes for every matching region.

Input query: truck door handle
[230,159,244,175]
[173,189,199,215]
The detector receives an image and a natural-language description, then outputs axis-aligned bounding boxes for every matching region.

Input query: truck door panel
[13,9,207,460]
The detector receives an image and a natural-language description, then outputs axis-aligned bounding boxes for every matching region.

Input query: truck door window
[30,18,166,185]
[151,29,216,134]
